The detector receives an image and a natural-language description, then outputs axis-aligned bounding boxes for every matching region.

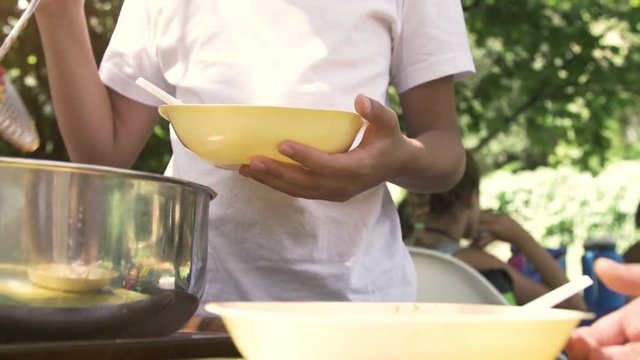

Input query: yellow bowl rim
[205,301,594,324]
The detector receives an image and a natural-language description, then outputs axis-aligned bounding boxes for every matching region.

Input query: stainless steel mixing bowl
[0,157,215,341]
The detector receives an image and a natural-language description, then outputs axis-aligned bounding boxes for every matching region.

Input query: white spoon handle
[523,275,593,309]
[135,77,183,105]
[0,0,41,62]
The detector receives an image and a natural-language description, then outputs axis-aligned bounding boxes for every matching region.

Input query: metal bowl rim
[0,157,216,199]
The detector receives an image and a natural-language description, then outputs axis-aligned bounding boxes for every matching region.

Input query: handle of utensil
[523,275,593,309]
[135,77,183,105]
[0,0,41,62]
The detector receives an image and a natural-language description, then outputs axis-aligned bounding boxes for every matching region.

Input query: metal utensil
[0,75,40,152]
[0,1,42,152]
[0,157,216,340]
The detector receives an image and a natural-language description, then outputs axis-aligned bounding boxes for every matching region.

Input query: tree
[459,0,640,172]
[1,0,638,174]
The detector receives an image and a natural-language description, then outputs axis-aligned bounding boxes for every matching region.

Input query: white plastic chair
[408,246,508,305]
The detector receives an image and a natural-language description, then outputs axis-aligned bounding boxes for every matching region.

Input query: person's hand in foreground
[565,258,640,360]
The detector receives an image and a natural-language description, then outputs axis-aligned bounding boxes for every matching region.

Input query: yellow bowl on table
[159,105,364,169]
[205,302,592,360]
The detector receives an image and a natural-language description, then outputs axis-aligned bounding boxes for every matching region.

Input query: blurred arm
[513,232,586,310]
[474,213,586,310]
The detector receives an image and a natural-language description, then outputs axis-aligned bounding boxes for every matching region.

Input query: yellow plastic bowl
[159,105,364,169]
[28,263,118,293]
[205,302,592,360]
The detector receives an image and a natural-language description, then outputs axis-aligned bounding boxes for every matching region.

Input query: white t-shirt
[99,0,475,302]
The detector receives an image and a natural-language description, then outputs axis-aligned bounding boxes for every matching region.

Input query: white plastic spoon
[135,77,183,105]
[0,0,41,63]
[522,275,593,309]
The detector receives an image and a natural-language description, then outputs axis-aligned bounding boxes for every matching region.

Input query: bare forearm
[390,130,465,193]
[36,3,124,166]
[394,76,466,193]
[516,234,586,310]
[516,234,568,287]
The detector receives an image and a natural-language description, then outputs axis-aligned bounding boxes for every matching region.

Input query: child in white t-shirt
[35,0,475,302]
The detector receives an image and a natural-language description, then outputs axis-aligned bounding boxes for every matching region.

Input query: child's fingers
[353,94,398,134]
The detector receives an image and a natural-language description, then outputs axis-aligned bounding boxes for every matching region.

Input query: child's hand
[239,94,407,202]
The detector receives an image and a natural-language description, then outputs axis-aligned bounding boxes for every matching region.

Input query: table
[0,332,241,360]
[0,317,242,360]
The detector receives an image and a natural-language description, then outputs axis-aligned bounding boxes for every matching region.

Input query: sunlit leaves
[458,0,639,172]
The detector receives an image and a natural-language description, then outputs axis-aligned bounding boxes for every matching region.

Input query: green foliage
[459,0,640,172]
[480,161,640,251]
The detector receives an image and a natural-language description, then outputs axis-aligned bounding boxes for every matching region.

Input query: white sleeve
[390,0,475,93]
[98,0,171,106]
